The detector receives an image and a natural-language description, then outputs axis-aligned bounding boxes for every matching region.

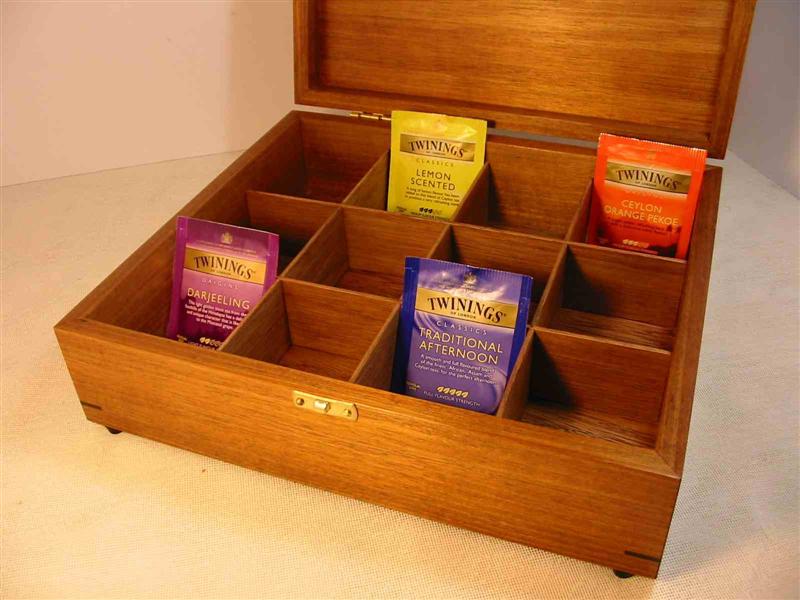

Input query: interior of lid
[294,0,755,158]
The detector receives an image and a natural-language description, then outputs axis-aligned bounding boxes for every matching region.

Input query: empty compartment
[283,207,448,299]
[221,280,397,381]
[540,244,686,350]
[432,224,563,319]
[257,113,389,202]
[498,329,671,447]
[454,138,595,240]
[86,194,336,338]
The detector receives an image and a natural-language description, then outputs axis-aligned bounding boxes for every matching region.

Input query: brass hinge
[349,111,391,122]
[292,390,358,422]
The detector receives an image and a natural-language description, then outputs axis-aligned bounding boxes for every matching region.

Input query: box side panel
[57,321,679,577]
[657,167,722,474]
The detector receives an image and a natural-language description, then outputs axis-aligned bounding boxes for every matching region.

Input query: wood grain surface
[56,318,679,578]
[657,167,723,474]
[222,280,397,381]
[285,205,447,298]
[55,0,755,572]
[343,151,389,210]
[530,328,671,424]
[261,113,389,201]
[247,191,338,273]
[295,0,755,157]
[561,244,686,328]
[56,107,727,578]
[551,309,675,351]
[446,224,563,304]
[485,140,595,238]
[452,163,490,226]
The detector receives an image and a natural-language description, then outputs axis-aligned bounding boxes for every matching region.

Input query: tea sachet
[387,110,487,221]
[166,216,278,348]
[587,133,707,259]
[395,258,531,414]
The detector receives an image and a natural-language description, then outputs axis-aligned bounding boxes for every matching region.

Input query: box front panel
[57,320,678,577]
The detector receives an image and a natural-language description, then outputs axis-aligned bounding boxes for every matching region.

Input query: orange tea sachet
[587,134,707,259]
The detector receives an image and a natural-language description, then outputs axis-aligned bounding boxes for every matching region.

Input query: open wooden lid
[294,0,755,158]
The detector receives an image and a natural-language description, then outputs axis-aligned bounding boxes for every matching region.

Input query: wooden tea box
[55,0,755,578]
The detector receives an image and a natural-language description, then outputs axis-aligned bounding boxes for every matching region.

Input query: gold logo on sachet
[605,162,692,195]
[399,134,476,162]
[184,248,266,284]
[415,288,518,328]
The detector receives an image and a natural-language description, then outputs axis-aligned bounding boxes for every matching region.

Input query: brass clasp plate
[292,391,358,422]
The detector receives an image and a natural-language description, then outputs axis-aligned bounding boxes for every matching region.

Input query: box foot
[106,427,122,435]
[613,570,634,579]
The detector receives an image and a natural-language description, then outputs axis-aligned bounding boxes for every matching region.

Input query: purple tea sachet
[394,257,532,414]
[166,216,279,348]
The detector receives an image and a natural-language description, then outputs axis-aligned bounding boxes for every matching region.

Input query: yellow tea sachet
[387,110,487,221]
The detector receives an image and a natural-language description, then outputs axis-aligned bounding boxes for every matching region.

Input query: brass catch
[349,111,391,121]
[292,391,358,422]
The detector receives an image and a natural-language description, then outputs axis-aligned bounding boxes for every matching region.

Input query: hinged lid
[294,0,755,158]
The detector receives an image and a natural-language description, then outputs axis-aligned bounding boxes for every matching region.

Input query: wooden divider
[282,209,350,287]
[495,328,536,420]
[343,151,389,210]
[532,244,567,326]
[222,280,397,382]
[220,281,291,364]
[350,305,401,391]
[247,191,339,273]
[284,206,447,299]
[496,326,669,448]
[88,116,686,450]
[255,113,389,202]
[565,179,593,242]
[539,244,686,350]
[531,328,670,424]
[452,163,490,225]
[484,139,594,238]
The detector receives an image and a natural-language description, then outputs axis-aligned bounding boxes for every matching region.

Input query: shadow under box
[85,194,337,338]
